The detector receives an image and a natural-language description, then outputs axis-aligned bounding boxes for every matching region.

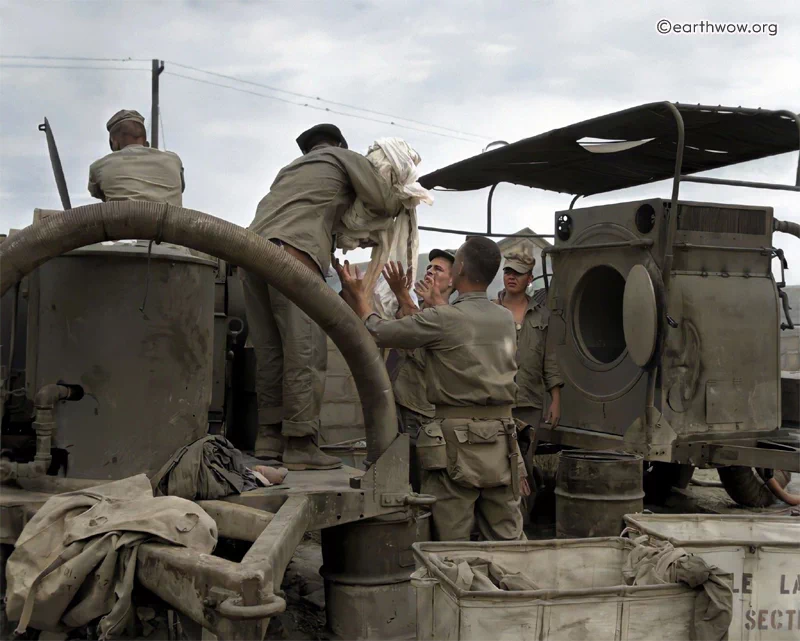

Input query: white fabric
[335,138,432,318]
[5,475,217,639]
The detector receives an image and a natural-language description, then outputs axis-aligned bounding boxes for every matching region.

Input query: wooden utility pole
[151,59,164,149]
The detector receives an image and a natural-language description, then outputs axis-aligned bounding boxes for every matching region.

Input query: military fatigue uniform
[496,290,563,522]
[244,146,404,452]
[88,145,185,206]
[497,291,563,429]
[391,348,434,492]
[365,292,525,542]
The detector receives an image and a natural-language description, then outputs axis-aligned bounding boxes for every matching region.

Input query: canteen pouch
[448,420,511,488]
[416,421,447,470]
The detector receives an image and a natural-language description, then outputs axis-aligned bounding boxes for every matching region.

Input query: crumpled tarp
[335,138,432,319]
[623,536,733,641]
[151,435,267,501]
[5,474,217,639]
[426,553,540,592]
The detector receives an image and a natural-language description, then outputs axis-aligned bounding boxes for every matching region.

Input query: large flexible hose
[774,218,800,239]
[0,202,397,464]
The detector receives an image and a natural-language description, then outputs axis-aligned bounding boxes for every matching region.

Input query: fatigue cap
[428,248,456,264]
[296,124,348,154]
[503,241,535,274]
[106,109,145,132]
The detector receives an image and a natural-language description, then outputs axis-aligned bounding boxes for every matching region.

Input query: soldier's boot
[254,423,285,461]
[283,436,343,471]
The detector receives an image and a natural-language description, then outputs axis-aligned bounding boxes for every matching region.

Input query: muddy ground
[3,470,795,640]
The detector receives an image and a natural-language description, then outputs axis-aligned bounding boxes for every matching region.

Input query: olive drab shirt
[392,348,435,417]
[365,292,518,407]
[496,292,563,409]
[88,145,185,206]
[249,146,405,275]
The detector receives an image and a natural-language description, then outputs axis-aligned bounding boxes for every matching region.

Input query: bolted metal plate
[622,264,657,367]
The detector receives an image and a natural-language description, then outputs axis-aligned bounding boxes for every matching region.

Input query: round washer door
[622,264,658,368]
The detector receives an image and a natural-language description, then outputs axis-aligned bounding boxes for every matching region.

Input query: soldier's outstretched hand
[335,258,373,318]
[382,261,409,295]
[414,276,447,308]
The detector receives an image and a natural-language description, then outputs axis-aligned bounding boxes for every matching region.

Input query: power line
[0,63,149,71]
[0,55,148,62]
[164,71,481,142]
[1,54,489,142]
[166,60,489,140]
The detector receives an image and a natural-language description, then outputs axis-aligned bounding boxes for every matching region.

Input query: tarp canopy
[419,102,800,196]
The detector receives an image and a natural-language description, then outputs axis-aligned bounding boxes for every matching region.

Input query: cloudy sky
[2,0,799,283]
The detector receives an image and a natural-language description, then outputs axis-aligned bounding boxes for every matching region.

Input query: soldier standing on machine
[337,236,529,541]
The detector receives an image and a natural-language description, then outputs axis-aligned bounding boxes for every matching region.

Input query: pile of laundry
[5,436,287,639]
[334,137,433,319]
[622,536,733,641]
[422,553,540,592]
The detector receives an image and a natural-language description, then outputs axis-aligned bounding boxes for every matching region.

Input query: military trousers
[396,403,429,493]
[421,469,524,542]
[241,269,327,440]
[513,407,543,527]
[418,416,525,542]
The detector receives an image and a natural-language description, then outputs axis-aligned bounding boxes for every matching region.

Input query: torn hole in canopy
[577,138,655,154]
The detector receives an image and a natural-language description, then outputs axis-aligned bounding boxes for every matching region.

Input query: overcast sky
[1,0,799,284]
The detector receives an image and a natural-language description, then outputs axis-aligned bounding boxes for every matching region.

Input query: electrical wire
[164,71,481,142]
[0,55,148,62]
[0,63,149,72]
[166,60,489,140]
[0,54,489,142]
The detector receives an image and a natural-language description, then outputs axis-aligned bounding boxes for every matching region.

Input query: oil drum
[320,509,431,640]
[555,450,644,538]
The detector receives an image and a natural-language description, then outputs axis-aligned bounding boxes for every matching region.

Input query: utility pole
[151,59,164,149]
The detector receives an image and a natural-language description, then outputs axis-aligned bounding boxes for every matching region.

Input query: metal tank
[320,509,431,640]
[555,450,644,538]
[24,240,215,479]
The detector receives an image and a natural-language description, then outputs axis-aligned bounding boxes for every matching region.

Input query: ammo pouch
[416,421,447,471]
[447,420,512,489]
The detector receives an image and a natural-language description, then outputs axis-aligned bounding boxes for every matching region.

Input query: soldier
[88,110,185,206]
[495,243,563,517]
[337,237,529,541]
[381,249,455,491]
[242,124,405,470]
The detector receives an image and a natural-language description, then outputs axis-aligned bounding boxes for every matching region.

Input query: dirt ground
[4,471,795,640]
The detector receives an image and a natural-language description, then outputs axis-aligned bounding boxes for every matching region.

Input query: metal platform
[0,434,427,640]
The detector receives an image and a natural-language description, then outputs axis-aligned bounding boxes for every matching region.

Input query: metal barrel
[555,450,644,538]
[26,241,216,479]
[320,509,431,640]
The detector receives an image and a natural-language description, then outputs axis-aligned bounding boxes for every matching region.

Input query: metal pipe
[0,201,397,465]
[486,183,498,234]
[150,59,163,149]
[680,175,800,192]
[546,239,654,254]
[1,383,80,483]
[418,225,554,239]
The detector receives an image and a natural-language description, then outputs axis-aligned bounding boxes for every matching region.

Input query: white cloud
[0,0,798,282]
